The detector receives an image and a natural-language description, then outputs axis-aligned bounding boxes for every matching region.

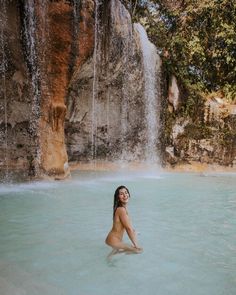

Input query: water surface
[0,170,236,295]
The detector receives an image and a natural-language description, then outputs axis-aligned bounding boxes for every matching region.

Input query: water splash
[134,23,161,163]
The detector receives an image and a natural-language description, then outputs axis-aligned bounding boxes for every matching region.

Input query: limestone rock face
[38,0,94,177]
[0,2,34,177]
[0,1,88,179]
[37,2,72,178]
[164,96,236,167]
[168,75,180,111]
[37,1,94,177]
[1,0,233,179]
[65,0,147,162]
[1,0,149,179]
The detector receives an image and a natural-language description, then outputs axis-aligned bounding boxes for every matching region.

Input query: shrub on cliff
[123,0,236,103]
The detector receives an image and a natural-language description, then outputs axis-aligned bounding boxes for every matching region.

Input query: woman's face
[118,188,129,204]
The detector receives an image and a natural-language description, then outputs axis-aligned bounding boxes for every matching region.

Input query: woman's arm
[118,207,140,248]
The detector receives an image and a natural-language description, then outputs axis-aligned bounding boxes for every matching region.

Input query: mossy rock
[184,123,213,140]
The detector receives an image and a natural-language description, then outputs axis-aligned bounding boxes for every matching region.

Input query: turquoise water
[0,170,236,295]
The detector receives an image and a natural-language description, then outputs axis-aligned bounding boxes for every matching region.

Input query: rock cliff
[0,0,234,181]
[164,77,236,168]
[0,0,94,179]
[1,0,156,179]
[65,0,153,162]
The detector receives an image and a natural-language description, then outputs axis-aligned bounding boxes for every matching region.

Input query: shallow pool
[0,170,236,295]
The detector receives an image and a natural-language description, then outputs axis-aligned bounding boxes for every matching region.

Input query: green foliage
[132,0,236,102]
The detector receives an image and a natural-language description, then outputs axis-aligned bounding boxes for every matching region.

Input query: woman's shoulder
[116,206,128,215]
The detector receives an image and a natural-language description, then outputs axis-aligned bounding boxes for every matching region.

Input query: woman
[105,185,143,258]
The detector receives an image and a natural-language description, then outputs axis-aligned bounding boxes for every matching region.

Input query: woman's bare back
[105,207,142,256]
[106,208,125,244]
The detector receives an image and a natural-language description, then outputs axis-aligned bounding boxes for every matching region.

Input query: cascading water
[134,23,161,163]
[23,0,41,174]
[71,0,80,72]
[112,0,134,161]
[37,0,48,76]
[64,1,162,165]
[91,0,101,162]
[0,0,9,180]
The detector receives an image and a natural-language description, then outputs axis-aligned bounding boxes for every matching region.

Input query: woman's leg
[106,235,142,259]
[107,248,120,260]
[108,241,142,255]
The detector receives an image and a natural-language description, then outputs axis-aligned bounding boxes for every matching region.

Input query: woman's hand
[134,247,143,253]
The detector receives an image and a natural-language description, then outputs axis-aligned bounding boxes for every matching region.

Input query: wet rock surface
[164,93,236,168]
[65,0,148,162]
[0,0,235,180]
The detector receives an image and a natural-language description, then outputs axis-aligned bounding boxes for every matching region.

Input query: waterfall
[109,0,134,161]
[73,0,80,35]
[23,1,41,128]
[23,0,41,173]
[134,23,161,163]
[71,0,80,74]
[91,0,101,161]
[0,0,9,179]
[37,0,48,74]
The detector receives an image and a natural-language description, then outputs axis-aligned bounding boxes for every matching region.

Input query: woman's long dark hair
[113,185,130,219]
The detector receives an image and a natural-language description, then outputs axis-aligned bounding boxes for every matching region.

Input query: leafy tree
[124,0,236,102]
